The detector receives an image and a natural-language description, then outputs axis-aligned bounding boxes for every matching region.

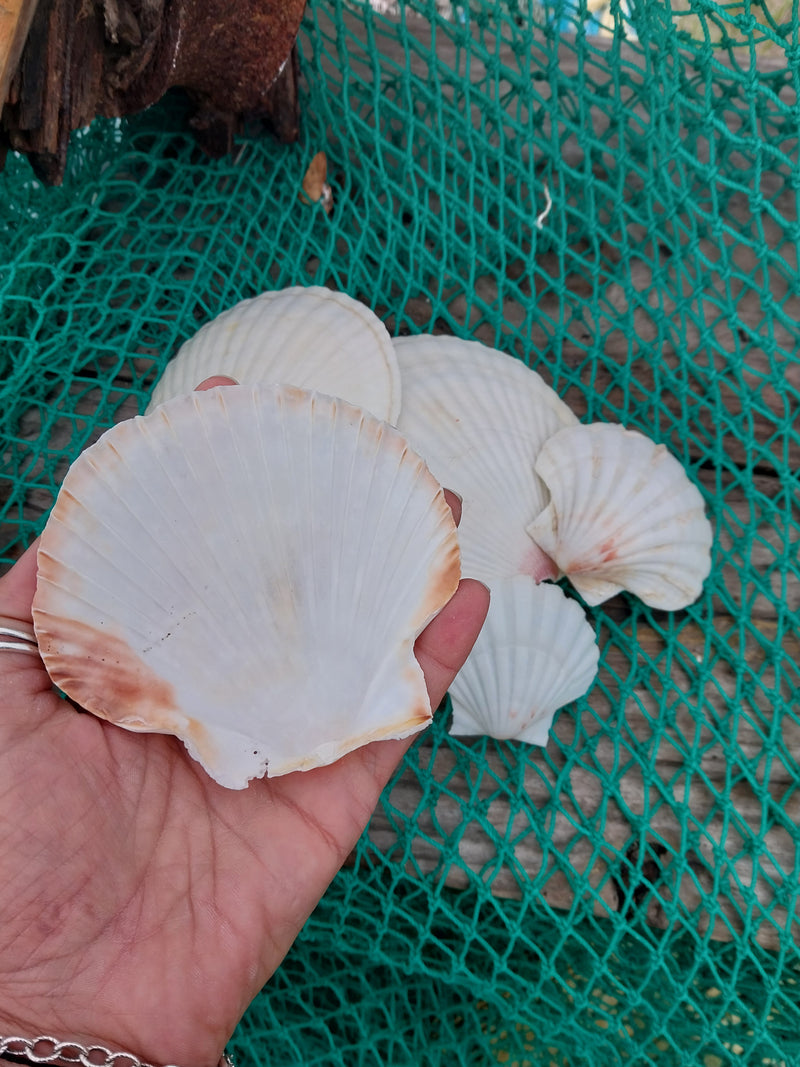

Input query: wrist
[0,969,235,1067]
[0,1036,173,1067]
[0,1037,235,1067]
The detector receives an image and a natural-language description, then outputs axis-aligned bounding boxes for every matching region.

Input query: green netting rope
[2,0,799,1062]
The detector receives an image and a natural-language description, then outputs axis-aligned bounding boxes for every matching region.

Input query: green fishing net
[1,0,798,1062]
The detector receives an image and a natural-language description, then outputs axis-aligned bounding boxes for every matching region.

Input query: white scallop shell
[449,577,599,745]
[146,287,402,422]
[394,335,578,583]
[32,384,460,789]
[527,423,713,609]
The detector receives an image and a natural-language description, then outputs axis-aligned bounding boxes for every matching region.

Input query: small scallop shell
[147,287,402,422]
[448,577,599,745]
[394,335,578,583]
[32,384,460,788]
[527,423,713,609]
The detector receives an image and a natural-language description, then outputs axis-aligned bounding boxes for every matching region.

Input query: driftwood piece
[0,0,307,182]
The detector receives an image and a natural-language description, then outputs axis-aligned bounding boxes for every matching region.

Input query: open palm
[0,533,488,1066]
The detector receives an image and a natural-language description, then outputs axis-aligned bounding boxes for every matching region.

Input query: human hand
[0,379,489,1067]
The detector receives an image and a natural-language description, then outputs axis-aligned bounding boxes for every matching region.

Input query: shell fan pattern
[394,334,577,585]
[527,423,713,610]
[390,329,712,748]
[449,578,599,745]
[33,287,715,775]
[146,286,402,423]
[32,384,460,789]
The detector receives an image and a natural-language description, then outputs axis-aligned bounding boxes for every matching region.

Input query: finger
[415,576,489,711]
[195,375,238,390]
[0,540,40,625]
[442,488,462,527]
[263,575,490,880]
[350,576,489,789]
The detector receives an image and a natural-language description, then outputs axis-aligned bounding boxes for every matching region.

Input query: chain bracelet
[0,1036,234,1067]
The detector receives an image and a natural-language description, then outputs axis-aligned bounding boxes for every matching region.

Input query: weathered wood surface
[366,605,800,953]
[0,0,305,182]
[2,13,797,951]
[331,11,796,951]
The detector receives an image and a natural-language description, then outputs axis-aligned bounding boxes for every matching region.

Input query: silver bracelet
[0,1036,234,1067]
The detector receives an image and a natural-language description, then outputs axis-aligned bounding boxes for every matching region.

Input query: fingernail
[194,375,239,391]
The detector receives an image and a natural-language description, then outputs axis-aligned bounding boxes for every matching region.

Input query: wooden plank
[313,11,799,949]
[430,248,800,471]
[334,10,800,469]
[366,611,800,952]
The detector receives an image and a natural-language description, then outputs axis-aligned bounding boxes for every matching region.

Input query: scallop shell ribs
[394,335,577,583]
[147,286,402,423]
[32,384,461,788]
[448,577,599,745]
[527,423,713,608]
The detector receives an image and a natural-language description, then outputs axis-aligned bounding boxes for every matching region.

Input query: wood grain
[367,607,799,952]
[320,10,797,950]
[336,10,800,472]
[0,0,304,182]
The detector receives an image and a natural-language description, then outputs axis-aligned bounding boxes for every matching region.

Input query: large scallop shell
[32,384,460,788]
[146,287,402,422]
[448,577,599,745]
[394,335,578,583]
[527,423,713,608]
